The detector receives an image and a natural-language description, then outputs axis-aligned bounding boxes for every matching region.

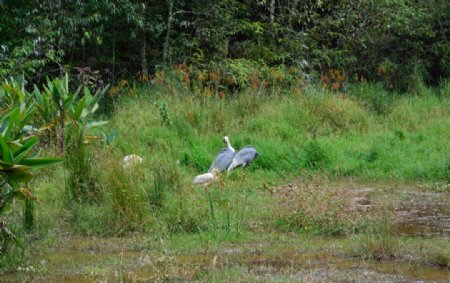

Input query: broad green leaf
[1,83,15,95]
[86,121,108,129]
[7,170,33,183]
[81,108,89,119]
[0,165,33,182]
[0,134,13,164]
[22,107,36,125]
[83,86,92,100]
[19,157,64,168]
[13,136,39,163]
[88,92,102,108]
[64,95,74,109]
[33,85,44,107]
[51,81,63,110]
[91,102,99,113]
[0,164,31,173]
[73,96,86,119]
[73,85,82,100]
[2,108,20,140]
[19,102,26,115]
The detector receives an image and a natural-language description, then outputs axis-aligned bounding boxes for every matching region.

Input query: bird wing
[208,147,236,172]
[232,146,258,167]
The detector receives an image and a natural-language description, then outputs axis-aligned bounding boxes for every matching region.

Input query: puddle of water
[394,191,450,236]
[125,250,450,282]
[2,248,448,282]
[1,186,449,281]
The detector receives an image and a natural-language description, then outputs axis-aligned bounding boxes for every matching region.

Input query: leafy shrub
[348,83,393,115]
[0,79,63,262]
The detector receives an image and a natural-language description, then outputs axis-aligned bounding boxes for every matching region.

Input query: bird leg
[238,173,246,188]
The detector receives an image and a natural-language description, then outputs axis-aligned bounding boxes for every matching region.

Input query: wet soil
[1,184,449,282]
[394,191,450,236]
[1,242,449,282]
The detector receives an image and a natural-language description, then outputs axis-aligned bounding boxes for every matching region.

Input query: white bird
[208,136,236,173]
[122,154,143,169]
[193,168,220,188]
[227,145,258,176]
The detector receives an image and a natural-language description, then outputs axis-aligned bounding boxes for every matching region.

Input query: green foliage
[2,81,449,274]
[64,126,98,204]
[22,199,34,232]
[149,169,167,208]
[100,129,117,146]
[348,83,393,115]
[0,104,63,214]
[273,184,368,236]
[1,1,448,91]
[107,164,147,234]
[0,74,109,264]
[29,74,109,204]
[348,213,400,261]
[0,91,63,258]
[156,101,173,126]
[304,140,331,170]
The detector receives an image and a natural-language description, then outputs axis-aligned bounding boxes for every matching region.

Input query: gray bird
[227,145,258,176]
[208,136,236,173]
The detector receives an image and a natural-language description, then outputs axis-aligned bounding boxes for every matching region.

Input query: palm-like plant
[0,104,63,214]
[33,73,107,151]
[1,74,109,257]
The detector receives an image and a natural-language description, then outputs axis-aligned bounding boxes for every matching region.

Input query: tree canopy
[1,0,448,91]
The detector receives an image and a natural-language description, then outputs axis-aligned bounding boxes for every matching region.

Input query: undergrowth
[49,82,450,236]
[1,82,449,272]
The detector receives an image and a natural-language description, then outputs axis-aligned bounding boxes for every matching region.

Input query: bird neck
[225,139,235,152]
[227,143,235,152]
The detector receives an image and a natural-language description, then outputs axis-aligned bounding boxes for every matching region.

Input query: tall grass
[24,81,450,239]
[108,82,449,181]
[348,212,400,260]
[65,126,99,204]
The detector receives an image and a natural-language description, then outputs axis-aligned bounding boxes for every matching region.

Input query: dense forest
[1,0,449,91]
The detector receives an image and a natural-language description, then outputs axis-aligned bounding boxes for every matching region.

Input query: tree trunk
[269,0,275,24]
[163,0,173,65]
[140,4,148,77]
[140,26,148,77]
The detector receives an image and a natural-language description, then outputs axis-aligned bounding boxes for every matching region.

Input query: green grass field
[1,82,449,280]
[32,81,450,237]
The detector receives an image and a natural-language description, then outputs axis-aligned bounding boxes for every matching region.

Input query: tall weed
[348,212,399,260]
[65,126,99,204]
